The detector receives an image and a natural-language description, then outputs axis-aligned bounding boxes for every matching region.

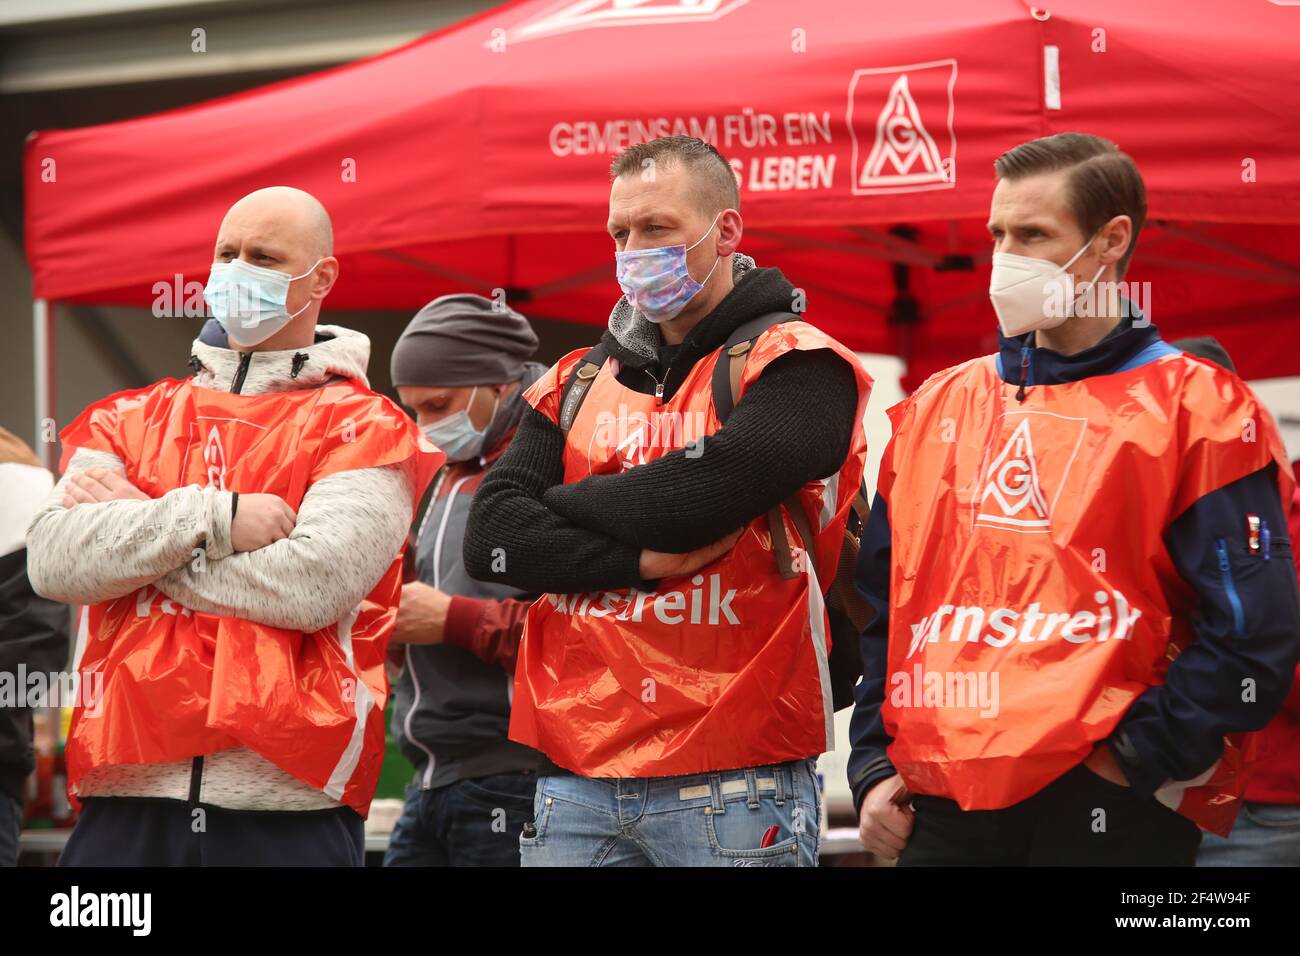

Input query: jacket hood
[480,360,548,458]
[189,324,371,395]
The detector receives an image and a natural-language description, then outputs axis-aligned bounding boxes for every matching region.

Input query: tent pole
[33,298,53,469]
[1154,221,1300,279]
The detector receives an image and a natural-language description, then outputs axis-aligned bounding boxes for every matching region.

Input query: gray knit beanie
[391,293,539,387]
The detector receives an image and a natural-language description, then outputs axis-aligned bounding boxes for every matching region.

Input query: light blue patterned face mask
[204,257,321,347]
[614,213,722,324]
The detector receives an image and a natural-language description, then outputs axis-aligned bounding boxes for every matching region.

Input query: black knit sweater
[463,265,860,594]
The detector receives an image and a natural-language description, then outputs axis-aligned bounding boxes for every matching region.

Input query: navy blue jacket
[847,316,1300,810]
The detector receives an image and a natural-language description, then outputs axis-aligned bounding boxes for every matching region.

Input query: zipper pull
[644,368,666,403]
[231,351,252,394]
[1015,347,1030,403]
[1215,537,1247,636]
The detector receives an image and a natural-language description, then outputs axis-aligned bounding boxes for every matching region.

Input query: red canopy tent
[24,0,1300,449]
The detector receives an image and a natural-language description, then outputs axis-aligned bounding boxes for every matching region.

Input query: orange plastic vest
[58,377,441,817]
[878,353,1293,835]
[511,321,873,778]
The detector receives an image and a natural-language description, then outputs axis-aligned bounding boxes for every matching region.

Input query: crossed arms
[27,447,412,633]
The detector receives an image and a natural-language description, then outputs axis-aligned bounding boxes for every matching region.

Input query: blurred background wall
[0,0,517,441]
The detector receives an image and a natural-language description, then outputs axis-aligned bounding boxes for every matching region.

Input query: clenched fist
[392,581,451,644]
[857,774,914,862]
[231,493,297,552]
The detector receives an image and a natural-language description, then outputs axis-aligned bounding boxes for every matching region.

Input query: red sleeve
[442,594,534,674]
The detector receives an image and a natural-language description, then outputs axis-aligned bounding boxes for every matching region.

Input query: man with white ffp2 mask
[849,132,1299,867]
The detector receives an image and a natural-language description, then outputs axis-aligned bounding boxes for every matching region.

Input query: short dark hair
[610,135,740,215]
[994,132,1147,277]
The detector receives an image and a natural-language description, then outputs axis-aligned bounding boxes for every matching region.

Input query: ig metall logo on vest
[972,411,1088,534]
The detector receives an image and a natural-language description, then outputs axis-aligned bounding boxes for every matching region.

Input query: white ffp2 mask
[988,236,1104,337]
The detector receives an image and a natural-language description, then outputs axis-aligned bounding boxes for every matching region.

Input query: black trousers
[898,764,1203,866]
[57,797,366,867]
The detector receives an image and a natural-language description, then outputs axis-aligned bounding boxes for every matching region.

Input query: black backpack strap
[710,312,798,423]
[557,343,608,435]
[704,312,805,578]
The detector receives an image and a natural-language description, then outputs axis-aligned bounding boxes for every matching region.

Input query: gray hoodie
[390,362,547,790]
[26,325,414,812]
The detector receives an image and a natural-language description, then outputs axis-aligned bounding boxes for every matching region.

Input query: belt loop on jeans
[775,765,787,806]
[709,773,725,814]
[745,769,760,809]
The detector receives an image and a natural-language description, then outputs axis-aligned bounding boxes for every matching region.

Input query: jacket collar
[188,324,371,395]
[480,361,546,462]
[996,305,1166,386]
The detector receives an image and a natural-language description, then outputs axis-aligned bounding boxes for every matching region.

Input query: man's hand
[230,493,297,552]
[858,774,914,861]
[392,581,451,644]
[63,467,149,507]
[639,530,742,581]
[1083,742,1131,787]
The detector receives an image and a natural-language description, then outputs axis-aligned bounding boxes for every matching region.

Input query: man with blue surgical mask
[385,293,548,867]
[28,186,437,865]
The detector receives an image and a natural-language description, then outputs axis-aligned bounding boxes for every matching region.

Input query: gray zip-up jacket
[391,362,546,789]
[26,325,413,812]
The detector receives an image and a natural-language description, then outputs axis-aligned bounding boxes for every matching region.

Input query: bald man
[27,187,440,866]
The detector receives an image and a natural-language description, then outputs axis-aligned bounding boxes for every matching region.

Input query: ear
[716,209,744,258]
[310,256,340,299]
[1096,215,1132,272]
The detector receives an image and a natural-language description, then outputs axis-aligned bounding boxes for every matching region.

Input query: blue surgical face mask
[421,386,500,463]
[615,212,722,324]
[204,257,322,348]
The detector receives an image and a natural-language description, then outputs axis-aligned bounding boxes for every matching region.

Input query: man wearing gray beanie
[383,293,547,867]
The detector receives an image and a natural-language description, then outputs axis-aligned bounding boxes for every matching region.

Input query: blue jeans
[520,759,821,867]
[0,796,20,867]
[383,772,537,867]
[1197,802,1300,866]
